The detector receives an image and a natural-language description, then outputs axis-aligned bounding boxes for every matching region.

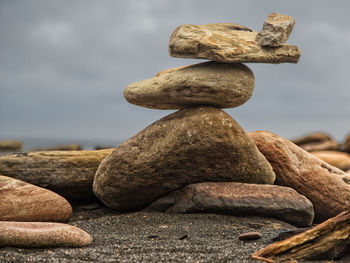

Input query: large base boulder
[249,131,350,222]
[147,182,314,227]
[93,107,275,211]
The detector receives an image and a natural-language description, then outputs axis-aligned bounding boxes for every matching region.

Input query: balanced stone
[0,221,92,248]
[256,13,295,47]
[147,182,314,227]
[0,175,72,222]
[124,61,255,109]
[250,131,350,221]
[169,23,300,63]
[93,107,275,211]
[0,149,113,201]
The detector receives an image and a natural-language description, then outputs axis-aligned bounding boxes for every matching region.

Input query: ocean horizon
[0,137,124,152]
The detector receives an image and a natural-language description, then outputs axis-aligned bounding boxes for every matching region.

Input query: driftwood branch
[252,210,350,263]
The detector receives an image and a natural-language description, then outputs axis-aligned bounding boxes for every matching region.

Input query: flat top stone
[169,22,300,63]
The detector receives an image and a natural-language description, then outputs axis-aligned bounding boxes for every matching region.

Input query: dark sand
[1,205,349,263]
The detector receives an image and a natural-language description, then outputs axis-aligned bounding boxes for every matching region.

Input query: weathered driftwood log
[0,149,113,200]
[252,210,350,262]
[31,143,82,151]
[249,131,350,222]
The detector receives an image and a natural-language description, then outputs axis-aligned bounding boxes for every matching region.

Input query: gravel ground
[1,205,349,263]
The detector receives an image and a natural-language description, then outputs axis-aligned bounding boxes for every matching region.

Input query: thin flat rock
[169,23,300,63]
[0,221,92,248]
[147,182,314,227]
[256,13,295,47]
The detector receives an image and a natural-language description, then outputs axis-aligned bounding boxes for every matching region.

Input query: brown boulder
[169,23,300,63]
[249,131,350,221]
[147,182,314,227]
[311,151,350,171]
[255,13,295,47]
[0,149,113,201]
[124,62,255,109]
[93,107,275,211]
[0,221,92,248]
[0,175,72,222]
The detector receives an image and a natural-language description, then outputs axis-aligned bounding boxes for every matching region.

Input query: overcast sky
[1,0,349,143]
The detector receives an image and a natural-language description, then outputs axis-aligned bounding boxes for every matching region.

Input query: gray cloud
[1,0,350,142]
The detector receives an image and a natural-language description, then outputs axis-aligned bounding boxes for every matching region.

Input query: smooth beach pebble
[239,232,263,241]
[0,221,93,248]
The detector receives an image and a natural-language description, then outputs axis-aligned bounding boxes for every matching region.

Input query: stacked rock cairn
[93,13,319,228]
[2,14,350,253]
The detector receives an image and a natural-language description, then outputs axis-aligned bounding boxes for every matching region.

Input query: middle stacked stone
[124,62,254,109]
[93,20,300,212]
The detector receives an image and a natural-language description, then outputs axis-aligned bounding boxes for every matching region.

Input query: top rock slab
[169,23,300,63]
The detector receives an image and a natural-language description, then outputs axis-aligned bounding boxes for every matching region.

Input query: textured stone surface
[0,175,72,222]
[147,182,314,227]
[311,151,350,171]
[124,61,255,109]
[256,13,295,46]
[250,131,350,221]
[169,23,300,63]
[93,107,275,211]
[0,149,113,201]
[252,210,350,262]
[0,221,92,248]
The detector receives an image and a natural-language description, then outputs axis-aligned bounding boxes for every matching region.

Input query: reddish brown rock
[311,151,350,171]
[147,182,314,227]
[239,232,263,241]
[0,149,113,201]
[252,210,350,262]
[249,131,350,222]
[93,107,275,211]
[0,175,72,222]
[0,221,92,248]
[256,13,295,47]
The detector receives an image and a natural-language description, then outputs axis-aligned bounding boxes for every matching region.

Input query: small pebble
[238,231,263,241]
